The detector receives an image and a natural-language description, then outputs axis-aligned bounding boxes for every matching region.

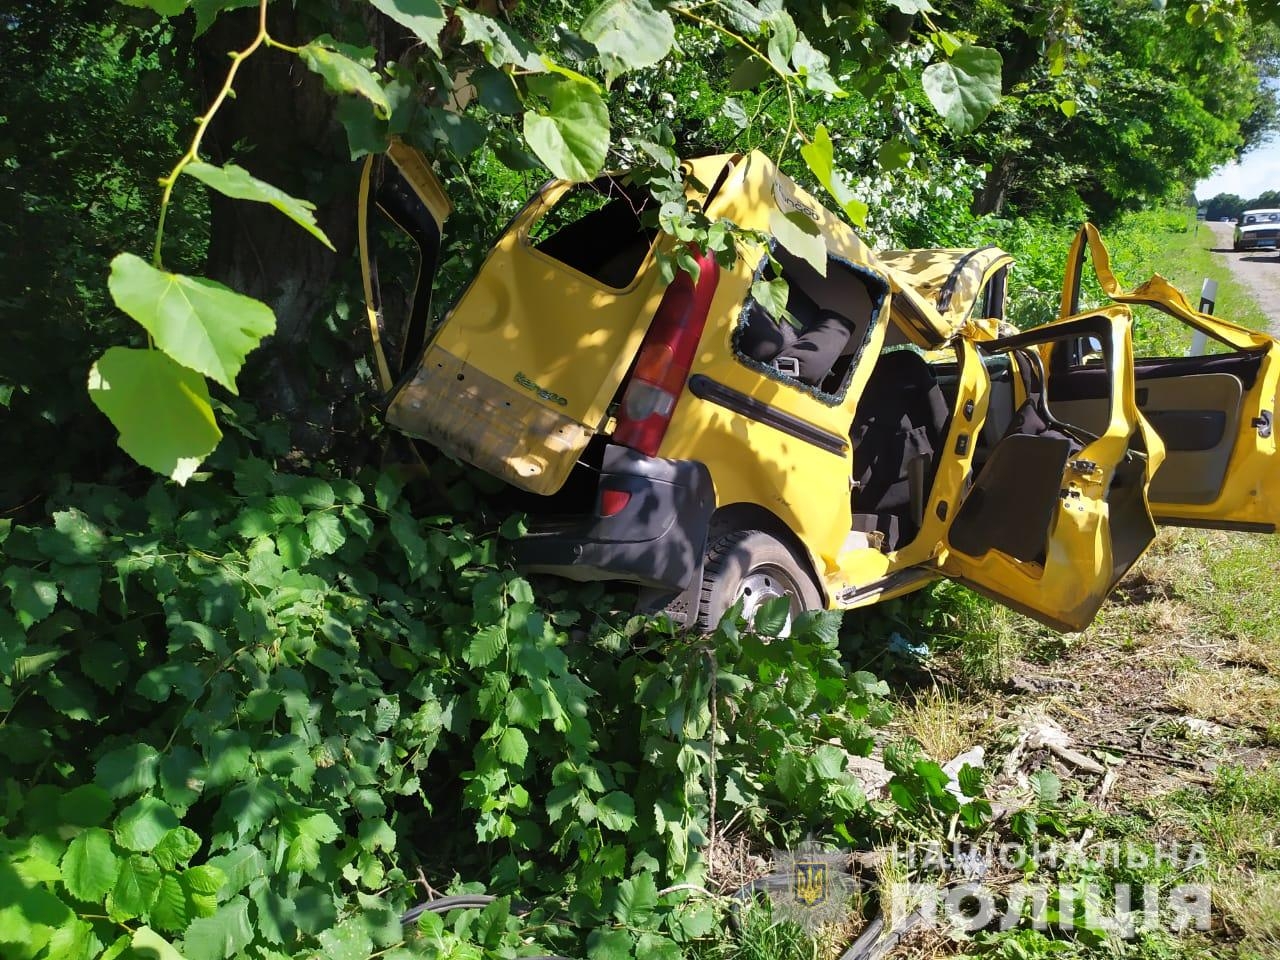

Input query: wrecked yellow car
[360,143,1280,632]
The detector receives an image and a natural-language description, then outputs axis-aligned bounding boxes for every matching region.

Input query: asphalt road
[1205,220,1280,332]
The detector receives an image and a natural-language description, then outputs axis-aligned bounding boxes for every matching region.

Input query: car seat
[737,282,853,387]
[849,349,951,550]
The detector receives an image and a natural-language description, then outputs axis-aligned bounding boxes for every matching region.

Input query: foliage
[1203,188,1280,220]
[0,417,902,957]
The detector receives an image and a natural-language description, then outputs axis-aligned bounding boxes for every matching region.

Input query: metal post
[1189,278,1217,356]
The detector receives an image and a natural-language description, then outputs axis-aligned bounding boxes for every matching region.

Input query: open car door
[1053,224,1280,532]
[940,312,1162,632]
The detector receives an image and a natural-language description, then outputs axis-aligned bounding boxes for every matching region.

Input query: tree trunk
[973,154,1016,216]
[196,5,385,459]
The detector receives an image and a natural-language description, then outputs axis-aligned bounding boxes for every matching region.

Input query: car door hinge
[1253,411,1273,439]
[1068,459,1099,476]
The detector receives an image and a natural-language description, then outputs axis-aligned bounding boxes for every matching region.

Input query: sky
[1196,136,1280,200]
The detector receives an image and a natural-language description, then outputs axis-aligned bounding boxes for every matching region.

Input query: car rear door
[1055,224,1280,533]
[939,312,1162,632]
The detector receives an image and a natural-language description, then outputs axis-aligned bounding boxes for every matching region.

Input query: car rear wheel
[696,530,822,634]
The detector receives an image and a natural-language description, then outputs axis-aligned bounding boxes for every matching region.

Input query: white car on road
[1234,208,1280,251]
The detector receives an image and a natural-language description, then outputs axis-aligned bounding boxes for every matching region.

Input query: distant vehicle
[1234,208,1280,250]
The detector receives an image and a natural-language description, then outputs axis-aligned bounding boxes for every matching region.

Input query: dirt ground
[1205,220,1280,331]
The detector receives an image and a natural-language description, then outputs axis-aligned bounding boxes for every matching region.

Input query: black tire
[696,529,823,633]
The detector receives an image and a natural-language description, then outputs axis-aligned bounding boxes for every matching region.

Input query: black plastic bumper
[513,444,715,592]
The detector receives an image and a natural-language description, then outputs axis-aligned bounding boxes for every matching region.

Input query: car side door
[940,312,1161,632]
[1056,224,1280,533]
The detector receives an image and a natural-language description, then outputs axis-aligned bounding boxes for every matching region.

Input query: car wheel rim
[735,565,802,636]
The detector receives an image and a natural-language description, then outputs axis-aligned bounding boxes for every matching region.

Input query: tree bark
[196,4,384,458]
[973,153,1015,216]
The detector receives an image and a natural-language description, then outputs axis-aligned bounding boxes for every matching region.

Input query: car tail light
[613,247,720,456]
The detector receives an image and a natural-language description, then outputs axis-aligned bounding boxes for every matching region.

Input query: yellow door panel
[940,313,1160,632]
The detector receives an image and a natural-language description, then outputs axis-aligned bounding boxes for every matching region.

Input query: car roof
[876,246,1014,327]
[1242,208,1280,215]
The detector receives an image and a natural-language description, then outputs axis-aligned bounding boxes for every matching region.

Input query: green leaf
[180,865,226,897]
[581,0,675,85]
[61,828,119,902]
[921,45,1003,135]
[204,847,264,898]
[88,348,222,485]
[149,875,190,933]
[107,254,276,394]
[305,512,345,556]
[752,595,791,637]
[957,763,985,799]
[769,208,827,277]
[1031,769,1062,805]
[505,687,543,728]
[586,927,635,960]
[496,727,528,766]
[1059,99,1078,118]
[299,39,390,118]
[114,796,180,853]
[2,567,59,628]
[151,828,201,871]
[111,855,162,919]
[191,0,257,35]
[131,927,186,960]
[96,744,160,799]
[367,0,445,56]
[336,96,391,160]
[454,9,543,71]
[39,509,107,562]
[799,124,867,226]
[118,0,189,15]
[184,163,334,251]
[276,525,309,568]
[464,623,507,668]
[59,785,114,828]
[750,278,790,323]
[596,791,636,832]
[46,917,96,960]
[317,919,374,960]
[791,38,842,96]
[56,564,102,614]
[877,137,914,171]
[764,9,797,73]
[613,872,658,923]
[181,896,252,960]
[636,934,681,960]
[283,811,339,873]
[523,78,611,182]
[728,55,771,91]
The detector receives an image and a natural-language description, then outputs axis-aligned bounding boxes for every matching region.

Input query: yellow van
[360,143,1280,632]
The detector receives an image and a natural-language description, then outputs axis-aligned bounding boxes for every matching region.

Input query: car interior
[527,176,658,289]
[733,246,881,397]
[1046,330,1266,507]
